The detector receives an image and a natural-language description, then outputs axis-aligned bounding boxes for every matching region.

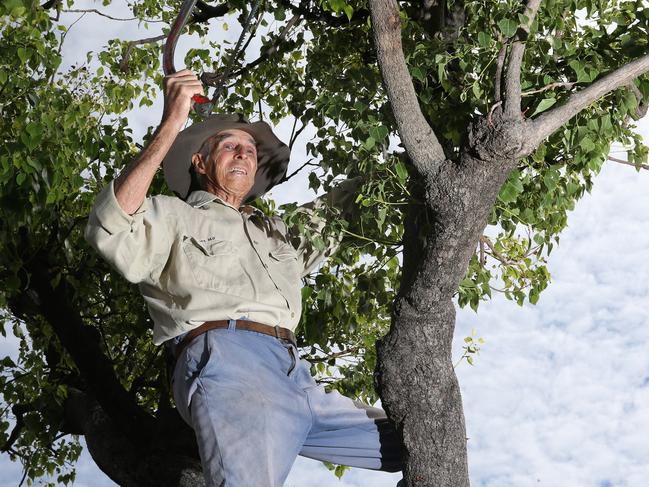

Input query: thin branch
[290,121,307,149]
[61,9,163,23]
[302,346,361,362]
[369,0,445,175]
[277,0,368,25]
[281,159,318,182]
[227,15,302,80]
[493,43,507,103]
[119,34,167,73]
[1,404,33,453]
[502,0,543,118]
[608,155,649,171]
[526,53,649,152]
[522,81,576,97]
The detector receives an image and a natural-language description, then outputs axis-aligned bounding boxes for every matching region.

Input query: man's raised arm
[84,70,203,284]
[114,70,203,215]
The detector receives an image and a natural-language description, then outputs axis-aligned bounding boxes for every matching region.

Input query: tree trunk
[377,130,520,485]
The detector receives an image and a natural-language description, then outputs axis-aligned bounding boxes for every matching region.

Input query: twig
[119,34,167,73]
[228,15,302,80]
[522,81,576,97]
[487,100,503,126]
[290,121,307,149]
[281,159,319,182]
[608,155,649,171]
[61,9,163,22]
[479,236,485,266]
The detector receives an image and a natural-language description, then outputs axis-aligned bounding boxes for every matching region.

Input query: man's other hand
[162,69,204,129]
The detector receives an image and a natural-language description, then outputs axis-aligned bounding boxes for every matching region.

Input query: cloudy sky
[2,2,649,486]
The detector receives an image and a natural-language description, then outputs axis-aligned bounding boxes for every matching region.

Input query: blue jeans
[170,324,402,486]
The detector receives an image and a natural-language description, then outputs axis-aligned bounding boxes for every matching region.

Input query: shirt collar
[185,190,264,217]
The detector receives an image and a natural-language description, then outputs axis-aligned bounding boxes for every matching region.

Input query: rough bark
[376,117,521,486]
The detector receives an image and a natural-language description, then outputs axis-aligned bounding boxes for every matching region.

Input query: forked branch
[368,0,445,175]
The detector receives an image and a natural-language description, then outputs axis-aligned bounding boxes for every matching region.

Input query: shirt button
[291,312,295,318]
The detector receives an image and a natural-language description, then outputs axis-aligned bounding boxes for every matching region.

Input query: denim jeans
[170,323,402,486]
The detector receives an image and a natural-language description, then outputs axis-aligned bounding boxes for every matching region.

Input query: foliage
[0,0,647,483]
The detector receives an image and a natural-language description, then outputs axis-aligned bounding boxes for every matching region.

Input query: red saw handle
[192,94,211,105]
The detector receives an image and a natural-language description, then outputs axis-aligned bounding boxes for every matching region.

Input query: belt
[174,320,297,361]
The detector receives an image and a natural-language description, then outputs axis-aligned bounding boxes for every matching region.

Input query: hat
[162,113,291,200]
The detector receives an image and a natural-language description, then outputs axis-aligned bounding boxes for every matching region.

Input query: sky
[2,2,649,486]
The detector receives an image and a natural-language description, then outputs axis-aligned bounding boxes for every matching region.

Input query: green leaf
[395,161,408,181]
[497,19,518,38]
[343,5,353,21]
[477,31,491,47]
[531,97,557,117]
[17,47,29,64]
[411,66,425,82]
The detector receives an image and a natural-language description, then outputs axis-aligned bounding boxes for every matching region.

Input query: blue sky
[2,2,649,486]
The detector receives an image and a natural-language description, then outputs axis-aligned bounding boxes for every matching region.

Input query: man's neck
[208,186,245,209]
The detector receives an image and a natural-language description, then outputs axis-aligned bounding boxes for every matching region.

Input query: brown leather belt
[174,320,297,361]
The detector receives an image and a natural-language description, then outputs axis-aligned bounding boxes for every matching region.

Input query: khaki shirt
[84,180,356,345]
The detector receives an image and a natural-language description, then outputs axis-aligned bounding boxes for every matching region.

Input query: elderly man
[85,70,402,486]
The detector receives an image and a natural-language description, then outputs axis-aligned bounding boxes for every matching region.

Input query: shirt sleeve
[84,180,174,284]
[285,177,362,277]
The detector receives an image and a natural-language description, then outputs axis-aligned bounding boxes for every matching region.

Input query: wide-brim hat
[162,113,291,201]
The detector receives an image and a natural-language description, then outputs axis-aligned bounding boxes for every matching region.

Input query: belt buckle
[274,325,281,339]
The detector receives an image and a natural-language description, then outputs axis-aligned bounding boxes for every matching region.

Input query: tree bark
[64,389,204,487]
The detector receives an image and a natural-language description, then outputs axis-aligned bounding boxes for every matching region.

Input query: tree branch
[502,0,543,118]
[192,1,228,24]
[494,43,507,103]
[61,9,163,22]
[1,404,33,453]
[277,0,368,26]
[216,15,301,82]
[608,155,649,171]
[119,34,167,73]
[369,0,445,175]
[522,81,576,97]
[526,53,649,152]
[24,252,155,443]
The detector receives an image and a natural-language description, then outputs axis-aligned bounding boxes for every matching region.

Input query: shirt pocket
[182,236,242,293]
[268,246,301,279]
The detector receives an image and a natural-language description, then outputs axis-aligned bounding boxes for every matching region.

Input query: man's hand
[113,70,203,214]
[161,69,205,130]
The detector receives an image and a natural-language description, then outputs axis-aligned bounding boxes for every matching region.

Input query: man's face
[191,129,258,200]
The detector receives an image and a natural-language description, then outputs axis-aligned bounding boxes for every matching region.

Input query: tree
[1,0,648,485]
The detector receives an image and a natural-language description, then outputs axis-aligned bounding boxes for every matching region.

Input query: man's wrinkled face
[191,129,258,199]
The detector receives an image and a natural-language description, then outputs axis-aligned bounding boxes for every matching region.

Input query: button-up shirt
[84,180,357,345]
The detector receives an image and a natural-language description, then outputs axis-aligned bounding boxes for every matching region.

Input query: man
[85,70,402,486]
